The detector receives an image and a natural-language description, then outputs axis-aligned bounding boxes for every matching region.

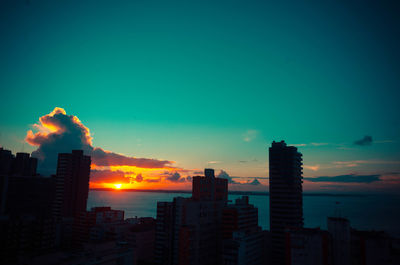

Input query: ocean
[87,190,400,237]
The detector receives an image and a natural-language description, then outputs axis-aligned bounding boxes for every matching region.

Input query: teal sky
[1,0,400,191]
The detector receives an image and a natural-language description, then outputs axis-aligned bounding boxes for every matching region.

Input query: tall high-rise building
[269,140,303,264]
[53,150,91,219]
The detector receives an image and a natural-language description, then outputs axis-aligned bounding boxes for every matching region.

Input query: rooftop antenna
[333,201,342,218]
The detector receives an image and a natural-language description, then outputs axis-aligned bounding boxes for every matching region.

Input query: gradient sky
[1,0,400,192]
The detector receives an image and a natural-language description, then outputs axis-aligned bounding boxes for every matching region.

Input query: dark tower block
[53,150,91,219]
[269,141,303,265]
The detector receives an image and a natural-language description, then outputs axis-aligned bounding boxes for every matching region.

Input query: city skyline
[1,1,400,264]
[1,1,400,193]
[0,106,399,193]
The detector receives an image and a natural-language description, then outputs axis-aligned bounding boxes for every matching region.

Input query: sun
[114,183,122,189]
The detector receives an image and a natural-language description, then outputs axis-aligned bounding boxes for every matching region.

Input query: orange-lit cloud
[304,164,320,171]
[25,107,187,188]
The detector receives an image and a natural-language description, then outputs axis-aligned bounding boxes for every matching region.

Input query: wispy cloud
[310,142,329,146]
[305,174,381,183]
[354,135,373,146]
[243,130,259,142]
[208,161,222,164]
[333,160,400,168]
[292,142,330,147]
[304,165,320,171]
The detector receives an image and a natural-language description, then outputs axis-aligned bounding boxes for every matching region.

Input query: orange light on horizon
[114,183,122,189]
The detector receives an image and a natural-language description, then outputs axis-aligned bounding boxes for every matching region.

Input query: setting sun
[114,183,122,189]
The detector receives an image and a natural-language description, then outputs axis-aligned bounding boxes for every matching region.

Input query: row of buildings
[0,148,155,264]
[1,142,399,264]
[155,168,267,265]
[153,141,400,265]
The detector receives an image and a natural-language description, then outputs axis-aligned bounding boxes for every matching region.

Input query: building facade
[269,140,304,264]
[53,150,91,219]
[221,196,265,265]
[155,168,228,265]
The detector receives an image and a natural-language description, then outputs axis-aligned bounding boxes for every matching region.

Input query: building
[192,168,228,201]
[155,168,228,265]
[11,152,38,176]
[221,196,265,265]
[285,227,331,265]
[0,148,14,175]
[351,229,392,265]
[328,217,350,265]
[53,150,91,219]
[29,241,135,265]
[0,175,57,263]
[269,140,304,264]
[74,207,124,244]
[155,201,174,265]
[0,148,37,176]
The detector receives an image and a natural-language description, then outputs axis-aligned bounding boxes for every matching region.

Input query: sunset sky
[1,1,400,192]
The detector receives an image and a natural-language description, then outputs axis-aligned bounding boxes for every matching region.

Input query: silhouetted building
[285,227,331,265]
[351,229,392,265]
[4,175,55,218]
[193,168,228,201]
[0,148,14,175]
[0,215,56,262]
[74,206,124,244]
[328,217,350,265]
[0,148,37,176]
[155,201,174,264]
[269,140,303,264]
[29,241,135,265]
[221,196,265,265]
[53,150,91,219]
[0,175,56,263]
[155,168,228,265]
[11,152,37,176]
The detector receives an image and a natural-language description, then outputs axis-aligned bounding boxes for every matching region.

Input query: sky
[1,0,400,192]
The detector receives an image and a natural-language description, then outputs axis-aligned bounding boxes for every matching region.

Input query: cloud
[217,170,237,184]
[165,172,185,182]
[90,169,131,183]
[249,178,261,185]
[91,148,172,168]
[304,165,320,171]
[305,174,381,183]
[332,160,400,168]
[243,130,258,142]
[292,143,307,147]
[145,178,161,183]
[310,142,329,146]
[136,173,143,182]
[26,107,174,175]
[354,135,373,146]
[292,142,330,147]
